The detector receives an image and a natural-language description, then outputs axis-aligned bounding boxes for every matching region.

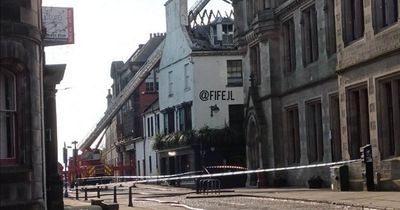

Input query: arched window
[0,68,16,163]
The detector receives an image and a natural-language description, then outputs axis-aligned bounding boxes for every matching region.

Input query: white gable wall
[160,0,193,111]
[192,55,244,129]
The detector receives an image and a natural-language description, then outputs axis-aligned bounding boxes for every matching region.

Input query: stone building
[157,0,245,176]
[234,0,339,187]
[234,0,399,190]
[104,34,164,176]
[1,1,66,209]
[335,0,399,190]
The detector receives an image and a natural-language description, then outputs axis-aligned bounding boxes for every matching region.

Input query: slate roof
[110,34,165,78]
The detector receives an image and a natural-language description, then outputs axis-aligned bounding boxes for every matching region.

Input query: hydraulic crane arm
[78,42,165,151]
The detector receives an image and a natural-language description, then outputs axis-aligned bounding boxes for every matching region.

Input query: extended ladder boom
[189,0,211,22]
[78,42,165,151]
[188,0,232,23]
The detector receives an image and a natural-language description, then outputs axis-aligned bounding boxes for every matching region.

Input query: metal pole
[75,187,79,200]
[84,188,88,201]
[113,186,117,203]
[97,186,101,198]
[63,144,69,198]
[72,140,78,186]
[128,186,133,207]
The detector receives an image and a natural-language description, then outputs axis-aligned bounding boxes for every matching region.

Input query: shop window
[373,0,398,32]
[283,18,296,73]
[285,106,300,164]
[178,108,185,131]
[163,110,175,134]
[0,69,16,164]
[147,117,151,137]
[227,60,243,87]
[146,116,154,137]
[378,76,400,158]
[155,114,160,134]
[178,105,192,131]
[306,100,324,163]
[347,85,370,159]
[301,5,319,66]
[342,0,364,45]
[184,105,192,130]
[229,104,244,130]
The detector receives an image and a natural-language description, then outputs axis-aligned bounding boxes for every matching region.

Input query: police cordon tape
[76,170,203,181]
[75,159,362,189]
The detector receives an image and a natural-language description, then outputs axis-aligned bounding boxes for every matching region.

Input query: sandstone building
[1,1,66,209]
[233,0,399,189]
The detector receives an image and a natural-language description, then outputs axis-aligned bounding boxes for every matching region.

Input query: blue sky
[42,0,232,163]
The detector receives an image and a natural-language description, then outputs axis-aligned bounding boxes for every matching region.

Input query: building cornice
[191,49,240,56]
[0,21,42,45]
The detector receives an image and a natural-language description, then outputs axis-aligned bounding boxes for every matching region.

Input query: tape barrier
[76,159,361,188]
[76,170,203,181]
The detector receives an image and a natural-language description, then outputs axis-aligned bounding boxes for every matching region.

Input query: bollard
[196,179,199,194]
[75,187,79,200]
[113,186,117,203]
[128,186,133,207]
[84,188,88,201]
[97,186,100,198]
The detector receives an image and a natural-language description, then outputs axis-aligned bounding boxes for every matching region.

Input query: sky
[42,0,232,163]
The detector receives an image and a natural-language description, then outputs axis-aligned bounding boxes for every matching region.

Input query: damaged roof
[187,17,235,51]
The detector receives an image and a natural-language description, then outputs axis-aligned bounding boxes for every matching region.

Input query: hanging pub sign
[42,7,74,46]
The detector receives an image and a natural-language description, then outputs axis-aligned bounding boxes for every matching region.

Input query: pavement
[200,187,400,210]
[64,184,400,210]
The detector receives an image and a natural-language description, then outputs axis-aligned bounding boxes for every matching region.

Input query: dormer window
[222,24,234,45]
[210,20,234,47]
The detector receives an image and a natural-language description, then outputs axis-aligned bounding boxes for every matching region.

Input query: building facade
[1,1,66,209]
[335,0,400,190]
[234,0,399,190]
[137,100,160,176]
[104,34,164,176]
[157,0,245,175]
[234,0,339,186]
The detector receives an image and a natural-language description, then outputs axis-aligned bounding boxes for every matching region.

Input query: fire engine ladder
[189,0,211,23]
[188,0,232,23]
[78,41,165,151]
